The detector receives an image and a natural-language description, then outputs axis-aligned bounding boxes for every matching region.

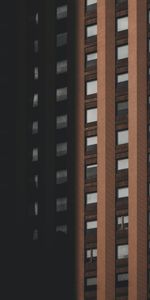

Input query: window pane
[56,197,67,212]
[86,220,97,229]
[56,170,67,184]
[117,158,128,170]
[56,142,67,157]
[117,73,128,83]
[117,187,128,198]
[86,108,97,123]
[86,24,97,38]
[117,16,128,32]
[32,148,38,161]
[117,45,128,60]
[117,244,128,259]
[57,32,67,47]
[86,192,97,204]
[56,225,67,234]
[86,136,97,152]
[56,60,67,74]
[87,0,97,5]
[32,121,38,134]
[86,164,97,180]
[117,215,128,230]
[86,277,97,286]
[56,5,67,19]
[56,115,67,129]
[34,40,38,53]
[34,67,38,79]
[117,130,128,145]
[117,101,128,116]
[33,94,38,107]
[117,273,128,282]
[86,248,97,259]
[86,80,97,95]
[86,52,97,67]
[56,87,67,102]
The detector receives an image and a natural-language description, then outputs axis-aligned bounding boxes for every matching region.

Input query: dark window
[116,101,128,116]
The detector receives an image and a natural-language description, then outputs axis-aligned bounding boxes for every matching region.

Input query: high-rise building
[1,0,150,299]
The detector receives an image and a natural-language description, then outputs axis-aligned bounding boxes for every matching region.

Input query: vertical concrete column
[97,1,115,299]
[75,0,85,299]
[128,0,147,299]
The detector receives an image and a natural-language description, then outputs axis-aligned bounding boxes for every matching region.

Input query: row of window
[85,215,128,231]
[85,272,128,288]
[55,76,128,105]
[55,3,68,236]
[85,243,128,260]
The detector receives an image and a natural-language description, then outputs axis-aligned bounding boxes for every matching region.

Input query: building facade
[1,0,150,299]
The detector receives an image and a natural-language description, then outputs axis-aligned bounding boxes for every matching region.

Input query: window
[86,277,97,287]
[116,101,128,116]
[56,224,67,234]
[117,129,128,145]
[56,197,67,212]
[56,60,67,74]
[86,248,97,261]
[117,158,128,170]
[33,229,38,240]
[117,16,128,32]
[86,108,97,123]
[117,215,128,230]
[56,115,68,129]
[32,148,38,162]
[34,174,38,188]
[56,142,67,157]
[86,136,97,152]
[86,0,97,4]
[34,40,38,53]
[86,0,97,11]
[57,32,67,47]
[86,52,97,68]
[117,244,128,259]
[56,170,67,184]
[86,220,97,230]
[56,5,67,19]
[117,187,128,199]
[34,67,38,79]
[117,44,128,60]
[117,273,128,282]
[32,121,38,134]
[117,73,128,84]
[34,202,38,216]
[86,192,97,205]
[35,13,39,24]
[56,87,67,102]
[86,164,97,180]
[149,10,150,24]
[86,24,97,38]
[86,80,97,95]
[33,93,38,107]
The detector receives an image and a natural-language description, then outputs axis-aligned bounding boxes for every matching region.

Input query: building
[0,0,150,299]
